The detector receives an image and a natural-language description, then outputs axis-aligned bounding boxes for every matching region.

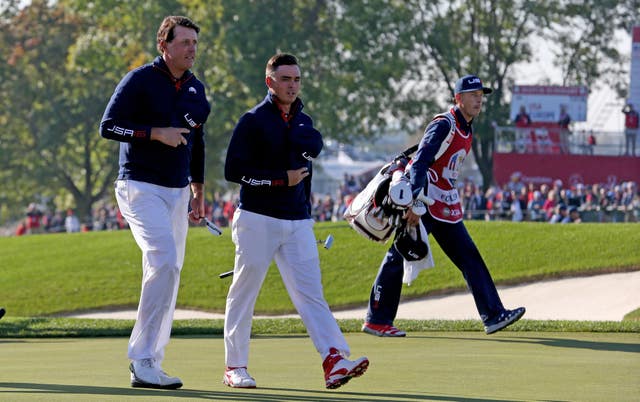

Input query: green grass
[1,221,639,401]
[0,333,638,401]
[1,221,639,317]
[1,317,639,338]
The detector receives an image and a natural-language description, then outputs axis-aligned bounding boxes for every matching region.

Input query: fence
[493,126,628,156]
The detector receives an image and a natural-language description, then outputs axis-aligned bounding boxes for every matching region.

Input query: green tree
[549,0,638,99]
[1,0,636,227]
[0,0,90,222]
[61,0,185,221]
[189,0,441,198]
[0,0,186,224]
[385,0,551,186]
[383,0,636,186]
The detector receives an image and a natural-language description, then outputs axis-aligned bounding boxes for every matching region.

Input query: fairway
[1,332,638,401]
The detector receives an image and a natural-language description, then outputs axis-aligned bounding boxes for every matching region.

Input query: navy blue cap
[454,75,493,95]
[289,125,323,167]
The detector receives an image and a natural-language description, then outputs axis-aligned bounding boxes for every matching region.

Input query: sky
[511,29,631,133]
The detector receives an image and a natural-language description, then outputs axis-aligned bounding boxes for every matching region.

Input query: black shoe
[484,307,525,334]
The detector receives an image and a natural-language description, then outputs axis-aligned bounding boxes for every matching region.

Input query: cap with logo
[454,75,493,95]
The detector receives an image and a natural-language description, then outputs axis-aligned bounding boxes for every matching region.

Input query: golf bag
[343,144,418,243]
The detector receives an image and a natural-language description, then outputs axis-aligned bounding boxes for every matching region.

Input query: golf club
[188,208,223,236]
[319,234,334,249]
[203,217,222,236]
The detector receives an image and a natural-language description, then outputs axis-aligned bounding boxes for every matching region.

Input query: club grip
[219,270,234,279]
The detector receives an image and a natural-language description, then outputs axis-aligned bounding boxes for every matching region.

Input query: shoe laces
[139,358,155,369]
[229,367,251,378]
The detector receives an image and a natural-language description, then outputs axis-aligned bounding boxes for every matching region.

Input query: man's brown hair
[265,53,299,77]
[157,16,200,53]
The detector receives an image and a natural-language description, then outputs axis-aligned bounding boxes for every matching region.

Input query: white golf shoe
[223,367,257,388]
[129,358,183,389]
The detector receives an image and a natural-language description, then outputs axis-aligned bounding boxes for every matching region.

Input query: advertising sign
[510,85,588,123]
[493,153,640,188]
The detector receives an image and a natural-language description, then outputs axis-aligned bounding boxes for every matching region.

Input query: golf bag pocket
[344,164,394,243]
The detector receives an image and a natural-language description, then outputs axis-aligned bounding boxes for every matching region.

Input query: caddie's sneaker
[129,358,183,389]
[223,367,256,388]
[323,347,369,389]
[362,322,406,337]
[484,307,526,335]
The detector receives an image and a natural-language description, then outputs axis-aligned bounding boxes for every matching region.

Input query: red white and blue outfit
[366,106,507,326]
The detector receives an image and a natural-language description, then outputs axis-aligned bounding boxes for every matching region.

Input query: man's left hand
[405,209,420,227]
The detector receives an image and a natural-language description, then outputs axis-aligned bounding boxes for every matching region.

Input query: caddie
[362,74,526,337]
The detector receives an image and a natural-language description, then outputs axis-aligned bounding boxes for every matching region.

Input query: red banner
[493,153,640,188]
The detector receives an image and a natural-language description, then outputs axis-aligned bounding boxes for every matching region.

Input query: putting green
[1,332,638,401]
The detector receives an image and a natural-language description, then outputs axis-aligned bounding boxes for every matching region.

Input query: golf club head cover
[288,124,323,169]
[177,84,211,129]
[388,171,413,208]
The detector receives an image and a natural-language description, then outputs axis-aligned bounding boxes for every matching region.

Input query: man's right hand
[287,167,309,186]
[150,127,190,147]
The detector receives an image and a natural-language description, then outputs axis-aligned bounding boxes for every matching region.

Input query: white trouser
[115,179,190,364]
[224,209,349,368]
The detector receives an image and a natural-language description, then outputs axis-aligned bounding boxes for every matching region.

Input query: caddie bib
[426,108,471,223]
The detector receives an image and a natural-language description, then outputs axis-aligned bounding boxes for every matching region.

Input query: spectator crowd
[14,202,128,236]
[309,173,639,225]
[459,176,639,223]
[12,172,639,237]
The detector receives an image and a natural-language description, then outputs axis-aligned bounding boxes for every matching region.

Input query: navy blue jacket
[100,56,210,188]
[225,92,313,220]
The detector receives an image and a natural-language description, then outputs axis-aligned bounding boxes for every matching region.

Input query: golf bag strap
[433,112,456,161]
[396,144,419,161]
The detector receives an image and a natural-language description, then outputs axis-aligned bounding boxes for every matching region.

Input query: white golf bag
[343,145,418,243]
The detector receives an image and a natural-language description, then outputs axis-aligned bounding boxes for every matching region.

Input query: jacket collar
[265,91,304,117]
[153,56,193,83]
[452,106,472,131]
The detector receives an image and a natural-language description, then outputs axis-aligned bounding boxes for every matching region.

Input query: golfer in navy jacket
[222,53,369,390]
[100,16,210,389]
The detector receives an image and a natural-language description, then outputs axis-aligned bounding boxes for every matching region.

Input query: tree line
[0,0,635,224]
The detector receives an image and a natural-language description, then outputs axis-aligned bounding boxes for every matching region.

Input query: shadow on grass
[413,335,640,353]
[0,382,524,401]
[510,336,640,353]
[262,387,528,401]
